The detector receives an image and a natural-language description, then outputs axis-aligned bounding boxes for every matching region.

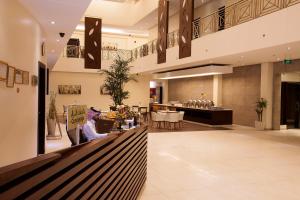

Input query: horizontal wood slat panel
[0,125,148,200]
[89,140,147,199]
[108,158,147,200]
[65,128,147,200]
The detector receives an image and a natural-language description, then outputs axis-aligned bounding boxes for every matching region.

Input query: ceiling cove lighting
[75,24,149,37]
[154,65,233,80]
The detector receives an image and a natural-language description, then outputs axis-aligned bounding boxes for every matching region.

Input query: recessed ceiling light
[56,39,60,42]
[287,47,291,51]
[51,21,55,25]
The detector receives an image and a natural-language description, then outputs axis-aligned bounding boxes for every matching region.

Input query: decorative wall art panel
[85,17,102,69]
[0,61,8,81]
[179,0,194,59]
[58,85,81,95]
[22,71,29,85]
[6,66,15,88]
[157,0,169,64]
[15,69,23,84]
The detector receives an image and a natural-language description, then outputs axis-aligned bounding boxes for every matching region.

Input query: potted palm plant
[255,98,267,130]
[102,55,137,107]
[47,92,57,137]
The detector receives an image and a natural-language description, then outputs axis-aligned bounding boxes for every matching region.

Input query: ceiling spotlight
[287,47,291,51]
[56,39,60,42]
[51,21,55,25]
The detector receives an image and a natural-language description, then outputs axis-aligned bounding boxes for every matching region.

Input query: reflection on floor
[46,123,70,153]
[138,128,300,200]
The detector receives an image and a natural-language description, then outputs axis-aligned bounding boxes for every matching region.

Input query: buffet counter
[150,103,233,125]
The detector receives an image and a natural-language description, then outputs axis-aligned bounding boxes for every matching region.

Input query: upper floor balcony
[53,0,300,73]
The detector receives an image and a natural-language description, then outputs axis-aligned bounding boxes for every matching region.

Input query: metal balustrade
[63,0,299,62]
[63,45,133,61]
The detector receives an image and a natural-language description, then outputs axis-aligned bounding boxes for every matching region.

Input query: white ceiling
[18,0,92,68]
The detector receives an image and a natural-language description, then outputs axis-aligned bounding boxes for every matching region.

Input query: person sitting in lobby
[82,117,108,141]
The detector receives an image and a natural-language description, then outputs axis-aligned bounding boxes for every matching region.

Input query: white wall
[49,72,152,114]
[0,0,46,167]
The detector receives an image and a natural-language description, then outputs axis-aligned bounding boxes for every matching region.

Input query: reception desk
[151,104,233,125]
[0,125,148,200]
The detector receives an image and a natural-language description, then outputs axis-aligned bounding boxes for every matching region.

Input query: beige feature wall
[49,72,151,114]
[168,76,214,102]
[222,65,261,127]
[167,65,261,127]
[0,0,46,167]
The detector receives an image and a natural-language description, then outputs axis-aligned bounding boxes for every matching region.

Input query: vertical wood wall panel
[179,0,194,59]
[85,17,102,69]
[157,0,169,64]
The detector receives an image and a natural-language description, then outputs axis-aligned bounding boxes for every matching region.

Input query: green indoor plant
[102,55,137,106]
[255,98,267,130]
[47,92,57,137]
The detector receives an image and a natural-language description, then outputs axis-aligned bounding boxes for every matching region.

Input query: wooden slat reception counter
[0,125,148,200]
[151,104,233,125]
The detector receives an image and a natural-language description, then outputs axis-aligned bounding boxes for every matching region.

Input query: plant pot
[255,120,265,131]
[47,118,56,136]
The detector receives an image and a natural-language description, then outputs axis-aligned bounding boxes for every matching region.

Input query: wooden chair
[132,106,139,112]
[140,107,148,122]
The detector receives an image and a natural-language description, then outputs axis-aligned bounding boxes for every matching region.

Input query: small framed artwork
[31,75,38,86]
[6,66,15,88]
[15,69,23,84]
[22,71,29,85]
[0,61,8,81]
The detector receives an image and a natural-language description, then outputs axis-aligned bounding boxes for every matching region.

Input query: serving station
[151,103,233,126]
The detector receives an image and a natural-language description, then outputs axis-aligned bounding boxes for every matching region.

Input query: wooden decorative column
[85,17,102,69]
[157,0,169,64]
[179,0,194,59]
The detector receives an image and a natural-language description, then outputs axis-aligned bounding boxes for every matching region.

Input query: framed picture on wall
[15,69,23,84]
[6,66,15,88]
[0,61,8,81]
[58,85,81,95]
[22,71,29,85]
[31,75,38,86]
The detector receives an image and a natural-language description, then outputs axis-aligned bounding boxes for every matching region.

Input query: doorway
[281,82,300,129]
[37,61,46,154]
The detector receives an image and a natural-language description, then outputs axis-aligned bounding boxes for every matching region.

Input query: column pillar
[213,75,222,107]
[260,62,274,129]
[162,80,169,104]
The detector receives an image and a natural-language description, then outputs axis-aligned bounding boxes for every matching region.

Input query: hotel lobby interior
[1,0,300,199]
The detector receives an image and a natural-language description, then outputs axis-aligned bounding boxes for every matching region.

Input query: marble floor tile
[139,129,300,200]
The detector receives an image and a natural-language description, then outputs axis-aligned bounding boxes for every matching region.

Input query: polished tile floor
[138,129,300,200]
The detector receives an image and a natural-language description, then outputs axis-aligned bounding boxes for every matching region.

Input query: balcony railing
[63,45,132,61]
[131,0,300,60]
[63,0,299,63]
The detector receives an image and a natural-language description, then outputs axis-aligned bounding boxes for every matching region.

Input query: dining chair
[166,112,180,130]
[140,106,148,122]
[179,111,185,128]
[132,106,139,112]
